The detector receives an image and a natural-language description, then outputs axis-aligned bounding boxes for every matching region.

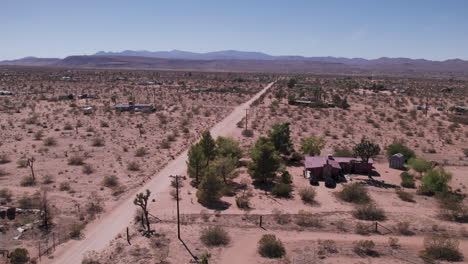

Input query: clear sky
[1,0,467,61]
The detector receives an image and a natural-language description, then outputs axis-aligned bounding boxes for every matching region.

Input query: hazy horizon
[2,0,468,61]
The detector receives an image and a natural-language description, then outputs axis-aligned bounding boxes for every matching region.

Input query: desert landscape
[1,66,467,264]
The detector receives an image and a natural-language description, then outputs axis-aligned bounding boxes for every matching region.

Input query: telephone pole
[245,108,249,130]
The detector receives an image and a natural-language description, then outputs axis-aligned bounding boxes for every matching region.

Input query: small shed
[389,153,405,170]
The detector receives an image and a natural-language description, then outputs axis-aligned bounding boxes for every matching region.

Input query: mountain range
[1,50,468,74]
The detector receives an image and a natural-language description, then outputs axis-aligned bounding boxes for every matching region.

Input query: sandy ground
[44,81,275,264]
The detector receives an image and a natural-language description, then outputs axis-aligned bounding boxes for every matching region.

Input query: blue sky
[1,0,467,60]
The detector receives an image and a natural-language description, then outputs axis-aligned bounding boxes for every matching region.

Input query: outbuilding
[389,153,405,170]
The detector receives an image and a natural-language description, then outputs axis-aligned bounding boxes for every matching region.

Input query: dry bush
[127,161,140,171]
[353,240,377,256]
[353,203,386,221]
[20,176,36,187]
[0,188,13,202]
[91,137,105,147]
[395,221,413,235]
[421,234,463,262]
[200,226,230,246]
[68,155,85,166]
[298,187,316,204]
[69,222,85,239]
[317,239,338,255]
[17,159,28,168]
[295,210,322,227]
[272,209,291,225]
[43,137,57,146]
[135,147,147,157]
[355,222,372,235]
[0,154,10,164]
[388,237,400,249]
[395,188,415,202]
[102,175,119,188]
[42,175,54,184]
[82,164,94,174]
[59,182,71,191]
[257,234,285,258]
[337,183,371,204]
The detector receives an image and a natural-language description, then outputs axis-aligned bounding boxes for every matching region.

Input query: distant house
[0,91,14,95]
[304,155,374,182]
[78,94,98,99]
[389,153,405,170]
[82,106,94,115]
[115,102,155,113]
[58,94,74,100]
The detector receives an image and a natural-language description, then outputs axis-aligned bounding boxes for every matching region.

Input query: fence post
[53,232,56,250]
[375,222,378,233]
[259,215,263,228]
[126,227,131,245]
[38,242,41,261]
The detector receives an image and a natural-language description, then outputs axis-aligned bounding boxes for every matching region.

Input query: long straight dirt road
[48,81,275,264]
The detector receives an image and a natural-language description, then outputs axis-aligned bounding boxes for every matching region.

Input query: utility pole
[245,108,249,130]
[170,175,181,239]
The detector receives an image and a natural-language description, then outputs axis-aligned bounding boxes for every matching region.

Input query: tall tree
[215,136,242,162]
[248,137,282,184]
[301,136,326,156]
[211,156,238,184]
[196,167,224,204]
[287,78,296,88]
[269,123,293,155]
[199,131,216,164]
[134,189,152,235]
[353,138,381,164]
[187,143,206,183]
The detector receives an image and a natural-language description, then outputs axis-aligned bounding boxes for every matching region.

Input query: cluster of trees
[187,131,242,204]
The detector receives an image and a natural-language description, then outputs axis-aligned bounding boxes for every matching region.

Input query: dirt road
[48,81,275,264]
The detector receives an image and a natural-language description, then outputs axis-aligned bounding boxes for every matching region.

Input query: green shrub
[353,203,386,221]
[200,226,230,246]
[272,183,292,198]
[400,172,415,188]
[386,142,415,160]
[421,234,463,262]
[9,248,29,264]
[257,234,285,258]
[298,187,316,204]
[337,183,371,204]
[418,167,452,196]
[408,157,431,176]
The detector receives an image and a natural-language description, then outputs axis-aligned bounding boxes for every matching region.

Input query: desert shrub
[9,248,30,264]
[408,157,431,176]
[0,154,10,164]
[317,239,338,255]
[421,234,463,262]
[127,161,140,171]
[68,155,85,166]
[272,209,291,225]
[337,183,371,204]
[100,121,109,128]
[437,192,468,223]
[17,159,28,168]
[355,222,372,235]
[388,237,400,249]
[43,137,57,146]
[63,122,73,130]
[418,167,452,196]
[82,251,101,264]
[34,130,44,140]
[102,175,119,188]
[235,191,252,209]
[272,183,292,198]
[20,176,36,186]
[353,240,377,256]
[160,140,170,149]
[353,203,386,221]
[395,221,413,235]
[59,182,71,191]
[0,188,13,202]
[0,168,7,176]
[295,210,322,227]
[200,226,230,246]
[395,188,415,202]
[69,223,85,238]
[82,164,94,174]
[298,187,316,204]
[18,193,40,209]
[135,147,147,157]
[257,234,285,258]
[386,142,415,160]
[280,170,292,184]
[42,175,54,184]
[463,148,468,158]
[91,137,105,147]
[400,172,415,188]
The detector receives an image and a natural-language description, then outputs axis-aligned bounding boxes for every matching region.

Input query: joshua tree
[134,189,152,235]
[27,157,36,182]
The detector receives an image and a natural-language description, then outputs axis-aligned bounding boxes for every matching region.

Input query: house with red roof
[304,155,374,181]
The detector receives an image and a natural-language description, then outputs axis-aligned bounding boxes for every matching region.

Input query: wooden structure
[389,153,405,170]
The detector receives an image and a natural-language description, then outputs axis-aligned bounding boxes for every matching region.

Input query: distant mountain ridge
[1,50,468,75]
